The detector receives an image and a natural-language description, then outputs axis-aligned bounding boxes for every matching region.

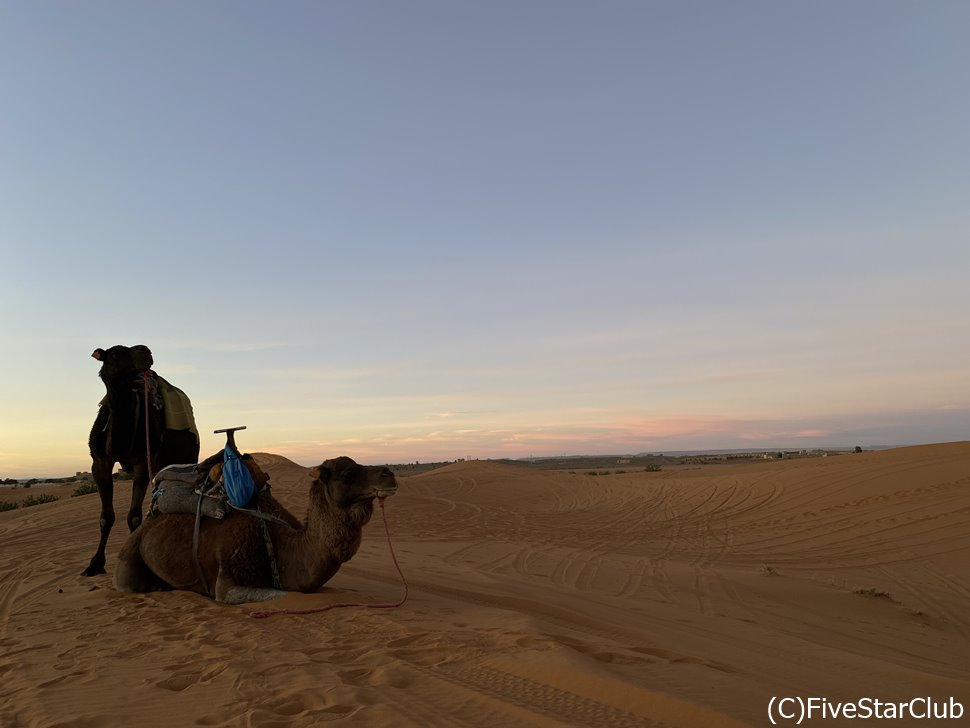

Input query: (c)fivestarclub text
[768,696,965,724]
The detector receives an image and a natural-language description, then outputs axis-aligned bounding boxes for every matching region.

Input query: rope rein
[249,497,407,619]
[143,371,155,483]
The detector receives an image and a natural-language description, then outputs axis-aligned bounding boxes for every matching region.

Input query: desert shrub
[72,482,98,497]
[586,471,598,476]
[0,500,17,512]
[22,493,58,507]
[644,465,662,472]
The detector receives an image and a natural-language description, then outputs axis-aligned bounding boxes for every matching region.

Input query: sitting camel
[114,457,398,604]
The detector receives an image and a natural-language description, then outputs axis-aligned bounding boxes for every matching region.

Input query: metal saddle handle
[214,426,247,450]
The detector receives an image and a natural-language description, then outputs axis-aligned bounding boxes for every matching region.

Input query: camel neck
[275,489,369,593]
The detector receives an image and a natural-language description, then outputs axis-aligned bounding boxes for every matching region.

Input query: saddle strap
[192,494,212,597]
[260,519,282,590]
[229,502,297,531]
[189,497,290,597]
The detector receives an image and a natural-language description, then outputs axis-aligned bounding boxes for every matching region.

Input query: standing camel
[82,345,200,576]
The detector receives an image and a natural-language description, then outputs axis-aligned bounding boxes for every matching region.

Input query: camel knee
[115,546,165,594]
[100,512,116,534]
[113,564,137,593]
[126,510,143,532]
[114,563,146,594]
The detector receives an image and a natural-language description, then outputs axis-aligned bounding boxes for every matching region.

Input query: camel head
[309,457,398,527]
[92,344,154,384]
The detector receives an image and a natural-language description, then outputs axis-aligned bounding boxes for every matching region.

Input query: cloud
[425,410,496,419]
[174,340,294,354]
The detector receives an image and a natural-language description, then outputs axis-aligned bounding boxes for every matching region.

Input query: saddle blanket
[156,375,199,442]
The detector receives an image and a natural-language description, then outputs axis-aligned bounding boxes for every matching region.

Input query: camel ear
[92,348,105,360]
[309,465,331,483]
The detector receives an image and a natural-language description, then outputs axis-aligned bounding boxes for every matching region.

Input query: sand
[1,442,968,727]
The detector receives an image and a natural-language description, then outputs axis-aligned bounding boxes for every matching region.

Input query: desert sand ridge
[1,442,968,726]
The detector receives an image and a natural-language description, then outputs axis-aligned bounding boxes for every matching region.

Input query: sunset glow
[1,2,968,476]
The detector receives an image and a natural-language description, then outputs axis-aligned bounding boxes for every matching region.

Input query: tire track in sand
[427,663,670,728]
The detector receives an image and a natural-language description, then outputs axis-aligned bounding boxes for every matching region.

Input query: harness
[190,491,297,597]
[192,481,297,598]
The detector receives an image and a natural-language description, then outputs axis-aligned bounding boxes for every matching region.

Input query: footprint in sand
[385,633,432,648]
[156,661,228,691]
[372,665,413,689]
[630,646,738,673]
[157,673,200,692]
[38,670,85,689]
[336,667,370,686]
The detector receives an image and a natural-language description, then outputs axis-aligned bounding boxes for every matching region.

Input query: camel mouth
[374,485,398,499]
[374,469,398,499]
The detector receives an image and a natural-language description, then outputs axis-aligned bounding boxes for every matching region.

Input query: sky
[1,1,968,477]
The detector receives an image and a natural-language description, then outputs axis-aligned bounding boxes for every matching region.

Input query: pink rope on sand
[249,497,407,619]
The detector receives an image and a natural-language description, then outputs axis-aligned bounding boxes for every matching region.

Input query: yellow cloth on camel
[156,375,199,443]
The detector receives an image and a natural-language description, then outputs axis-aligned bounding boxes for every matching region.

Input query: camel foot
[220,586,286,605]
[81,560,107,577]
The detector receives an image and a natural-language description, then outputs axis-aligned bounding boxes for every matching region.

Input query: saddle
[149,452,267,518]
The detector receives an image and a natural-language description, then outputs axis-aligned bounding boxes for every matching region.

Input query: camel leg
[82,457,116,576]
[114,531,170,593]
[126,460,150,533]
[214,570,285,605]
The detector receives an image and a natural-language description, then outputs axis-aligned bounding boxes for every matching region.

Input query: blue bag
[222,444,257,508]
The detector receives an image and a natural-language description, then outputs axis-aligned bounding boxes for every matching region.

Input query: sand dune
[1,442,969,726]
